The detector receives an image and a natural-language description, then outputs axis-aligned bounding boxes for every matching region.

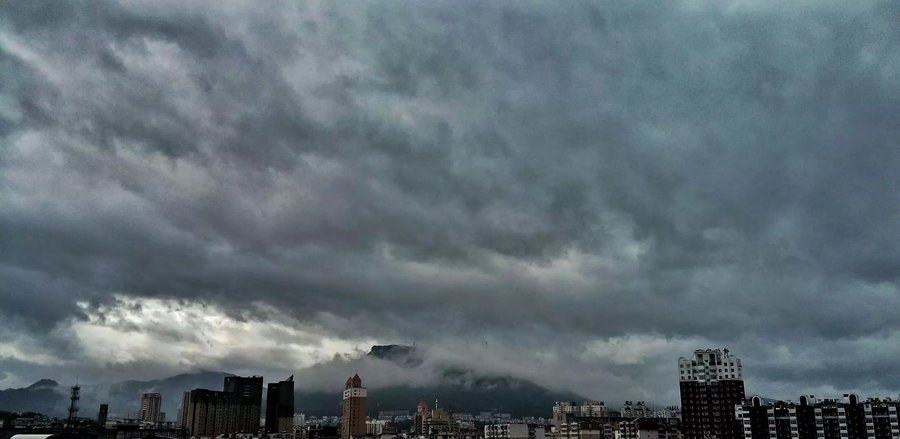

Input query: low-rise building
[621,402,653,419]
[613,419,680,439]
[485,423,547,439]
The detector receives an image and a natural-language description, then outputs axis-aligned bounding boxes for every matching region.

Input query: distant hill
[0,345,584,419]
[0,372,233,419]
[0,379,63,416]
[92,371,232,418]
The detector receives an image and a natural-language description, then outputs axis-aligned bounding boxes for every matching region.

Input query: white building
[367,420,389,435]
[678,348,742,383]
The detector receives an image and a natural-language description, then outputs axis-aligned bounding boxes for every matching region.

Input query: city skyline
[3,0,900,407]
[6,347,900,438]
[5,347,900,421]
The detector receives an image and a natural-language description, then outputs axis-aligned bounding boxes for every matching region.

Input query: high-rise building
[341,374,367,439]
[178,375,264,437]
[266,375,295,433]
[97,404,109,428]
[679,348,745,439]
[224,375,264,433]
[141,393,162,423]
[180,389,237,438]
[416,400,430,435]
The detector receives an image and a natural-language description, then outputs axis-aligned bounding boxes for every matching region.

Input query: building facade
[557,418,614,439]
[224,375,264,434]
[554,402,610,429]
[416,400,430,435]
[428,408,453,438]
[679,349,745,439]
[98,404,109,428]
[266,375,295,433]
[736,395,900,439]
[141,393,162,423]
[178,375,264,438]
[180,389,237,438]
[614,419,681,439]
[341,374,367,439]
[621,402,653,419]
[485,423,547,439]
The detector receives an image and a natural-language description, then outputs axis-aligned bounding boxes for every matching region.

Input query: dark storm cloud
[2,0,900,400]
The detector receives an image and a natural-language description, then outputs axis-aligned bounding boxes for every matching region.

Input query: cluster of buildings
[539,348,900,439]
[8,348,900,439]
[53,373,358,439]
[550,399,680,439]
[178,375,295,438]
[678,349,900,439]
[412,400,479,439]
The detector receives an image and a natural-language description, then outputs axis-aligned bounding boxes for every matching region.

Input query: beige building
[341,374,367,439]
[179,389,237,438]
[140,393,162,423]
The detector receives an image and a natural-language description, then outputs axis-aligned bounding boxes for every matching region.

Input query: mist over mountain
[0,372,231,419]
[367,345,425,368]
[0,345,582,418]
[294,345,582,416]
[86,371,232,418]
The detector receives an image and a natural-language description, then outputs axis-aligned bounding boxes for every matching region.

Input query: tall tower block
[341,374,367,439]
[679,348,745,439]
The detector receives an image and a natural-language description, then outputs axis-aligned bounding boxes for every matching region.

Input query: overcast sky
[2,0,900,405]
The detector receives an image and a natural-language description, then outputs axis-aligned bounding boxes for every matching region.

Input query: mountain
[294,345,583,417]
[0,379,63,416]
[295,371,581,417]
[0,345,583,419]
[367,344,424,367]
[26,379,60,390]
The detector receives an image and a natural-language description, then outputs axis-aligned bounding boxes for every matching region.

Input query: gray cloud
[2,0,900,404]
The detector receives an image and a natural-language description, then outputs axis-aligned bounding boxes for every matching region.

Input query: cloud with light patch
[2,0,900,405]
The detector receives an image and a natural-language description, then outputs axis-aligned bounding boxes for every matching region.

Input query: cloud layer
[2,0,900,404]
